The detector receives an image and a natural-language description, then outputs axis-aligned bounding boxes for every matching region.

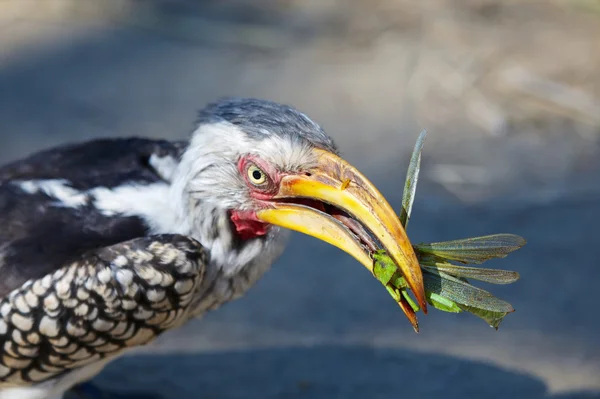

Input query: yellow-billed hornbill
[0,98,425,399]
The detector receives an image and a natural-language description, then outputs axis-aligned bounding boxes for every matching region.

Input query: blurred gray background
[1,0,599,398]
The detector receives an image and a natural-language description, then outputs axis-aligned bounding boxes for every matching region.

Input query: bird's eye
[247,164,267,185]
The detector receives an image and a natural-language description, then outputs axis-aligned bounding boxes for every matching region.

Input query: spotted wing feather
[0,234,206,388]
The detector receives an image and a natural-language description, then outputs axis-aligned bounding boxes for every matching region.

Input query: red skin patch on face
[230,210,271,240]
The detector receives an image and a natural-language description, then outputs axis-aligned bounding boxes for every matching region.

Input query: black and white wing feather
[0,234,206,387]
[0,138,209,388]
[0,137,187,297]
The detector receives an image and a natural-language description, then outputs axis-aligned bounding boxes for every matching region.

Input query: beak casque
[256,148,427,315]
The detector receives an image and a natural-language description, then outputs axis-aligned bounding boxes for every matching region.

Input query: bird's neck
[172,194,287,276]
[166,188,289,317]
[166,157,288,279]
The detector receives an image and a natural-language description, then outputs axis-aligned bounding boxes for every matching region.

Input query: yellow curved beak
[256,148,427,315]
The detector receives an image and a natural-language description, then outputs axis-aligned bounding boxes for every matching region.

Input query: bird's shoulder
[0,234,206,388]
[0,137,187,189]
[0,137,188,298]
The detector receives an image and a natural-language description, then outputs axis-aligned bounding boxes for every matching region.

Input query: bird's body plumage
[0,138,200,397]
[0,98,425,399]
[0,134,289,398]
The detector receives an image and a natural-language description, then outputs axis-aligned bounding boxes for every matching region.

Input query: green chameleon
[373,130,526,332]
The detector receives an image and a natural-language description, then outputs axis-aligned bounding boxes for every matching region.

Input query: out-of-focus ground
[1,0,600,397]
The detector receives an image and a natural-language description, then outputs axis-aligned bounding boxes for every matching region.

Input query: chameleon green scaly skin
[371,129,525,330]
[372,243,518,329]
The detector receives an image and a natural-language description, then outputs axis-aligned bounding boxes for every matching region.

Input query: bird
[0,97,426,399]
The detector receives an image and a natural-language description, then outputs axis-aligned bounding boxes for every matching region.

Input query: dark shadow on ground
[92,346,599,399]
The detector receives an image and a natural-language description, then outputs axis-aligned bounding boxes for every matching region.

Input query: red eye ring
[238,155,280,197]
